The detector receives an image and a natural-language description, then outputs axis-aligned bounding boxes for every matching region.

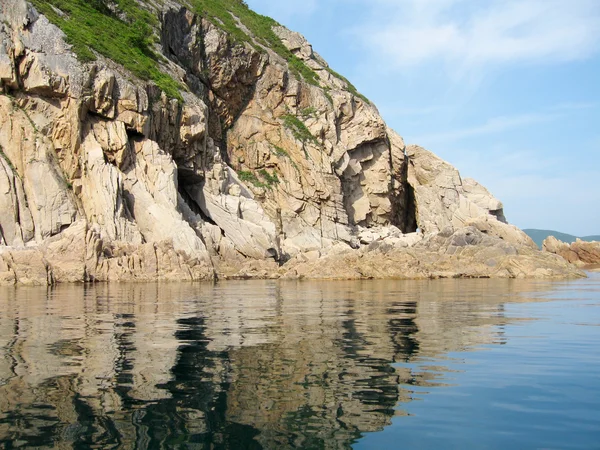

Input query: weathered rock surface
[542,236,600,268]
[271,227,582,281]
[0,220,214,285]
[0,0,585,284]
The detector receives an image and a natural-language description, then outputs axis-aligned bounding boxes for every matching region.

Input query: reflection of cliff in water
[0,279,559,448]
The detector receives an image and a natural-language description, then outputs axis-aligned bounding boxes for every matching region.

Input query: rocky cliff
[0,0,583,284]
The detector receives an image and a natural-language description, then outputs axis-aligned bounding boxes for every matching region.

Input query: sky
[245,0,600,236]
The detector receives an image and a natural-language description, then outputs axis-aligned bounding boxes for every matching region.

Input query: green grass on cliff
[0,145,15,172]
[238,169,278,188]
[258,168,279,186]
[282,114,319,145]
[191,0,320,86]
[29,0,183,100]
[324,67,370,104]
[238,170,265,188]
[30,0,365,104]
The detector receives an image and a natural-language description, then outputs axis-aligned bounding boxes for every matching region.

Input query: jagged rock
[462,178,507,222]
[93,240,214,283]
[405,144,529,246]
[0,96,78,242]
[0,220,215,285]
[19,51,68,96]
[161,7,204,75]
[542,236,600,267]
[273,26,321,64]
[78,128,143,244]
[466,215,536,248]
[202,19,266,129]
[90,68,117,119]
[0,24,17,88]
[123,139,209,260]
[188,160,279,260]
[0,0,585,284]
[114,77,149,135]
[407,144,463,233]
[0,247,50,285]
[0,156,34,246]
[89,118,130,168]
[283,227,583,280]
[42,220,97,283]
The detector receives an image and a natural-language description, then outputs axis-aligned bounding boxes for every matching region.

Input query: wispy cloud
[410,99,598,144]
[547,101,598,112]
[467,170,600,234]
[356,0,600,69]
[379,104,452,117]
[412,111,560,143]
[443,145,600,234]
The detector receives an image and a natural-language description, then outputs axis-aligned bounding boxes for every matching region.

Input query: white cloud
[476,172,600,235]
[407,100,598,144]
[412,111,560,144]
[445,148,600,235]
[357,0,600,69]
[379,104,452,116]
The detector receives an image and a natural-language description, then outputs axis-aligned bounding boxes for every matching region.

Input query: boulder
[0,0,583,284]
[282,227,584,280]
[406,145,511,238]
[543,236,600,267]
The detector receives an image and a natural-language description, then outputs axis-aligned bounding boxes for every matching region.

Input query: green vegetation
[523,229,600,249]
[258,168,279,186]
[272,145,289,158]
[325,67,370,104]
[288,56,319,86]
[14,102,39,133]
[29,0,367,104]
[282,114,319,145]
[238,170,266,188]
[271,145,300,171]
[322,88,333,105]
[7,96,40,133]
[191,0,320,85]
[0,145,15,172]
[29,0,182,100]
[300,106,317,118]
[238,168,279,188]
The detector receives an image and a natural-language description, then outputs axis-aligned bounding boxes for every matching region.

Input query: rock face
[542,236,600,268]
[277,226,580,281]
[0,0,585,284]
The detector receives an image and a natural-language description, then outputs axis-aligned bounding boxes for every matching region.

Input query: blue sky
[245,0,600,236]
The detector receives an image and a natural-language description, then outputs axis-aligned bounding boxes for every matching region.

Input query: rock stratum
[543,236,600,270]
[0,0,583,284]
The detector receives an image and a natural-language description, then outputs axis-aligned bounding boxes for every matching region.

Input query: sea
[0,273,599,449]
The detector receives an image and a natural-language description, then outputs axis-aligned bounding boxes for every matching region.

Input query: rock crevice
[0,0,584,284]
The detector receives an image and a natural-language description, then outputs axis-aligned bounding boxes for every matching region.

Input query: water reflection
[0,279,566,448]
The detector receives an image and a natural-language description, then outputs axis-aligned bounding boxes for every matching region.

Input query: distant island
[523,230,600,249]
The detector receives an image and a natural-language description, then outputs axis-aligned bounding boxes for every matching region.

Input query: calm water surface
[0,274,599,449]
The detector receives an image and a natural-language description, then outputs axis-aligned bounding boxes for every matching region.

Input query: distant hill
[523,229,600,249]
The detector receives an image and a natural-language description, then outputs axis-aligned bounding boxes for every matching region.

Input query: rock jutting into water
[0,0,584,284]
[543,236,600,270]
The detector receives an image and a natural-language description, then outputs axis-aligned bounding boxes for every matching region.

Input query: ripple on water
[0,277,598,449]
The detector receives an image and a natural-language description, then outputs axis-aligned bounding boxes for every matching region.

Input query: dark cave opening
[401,182,418,233]
[176,169,217,227]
